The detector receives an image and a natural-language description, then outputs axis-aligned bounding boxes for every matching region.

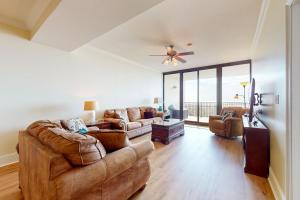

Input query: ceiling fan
[149,45,194,66]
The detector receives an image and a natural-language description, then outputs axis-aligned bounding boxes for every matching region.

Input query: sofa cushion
[104,109,116,118]
[127,122,142,131]
[136,119,153,126]
[88,130,131,153]
[144,111,154,119]
[61,118,88,133]
[115,109,129,123]
[139,107,149,119]
[127,107,142,122]
[27,121,106,166]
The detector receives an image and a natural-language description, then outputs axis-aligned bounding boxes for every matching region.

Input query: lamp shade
[153,97,160,104]
[84,101,97,111]
[240,81,249,87]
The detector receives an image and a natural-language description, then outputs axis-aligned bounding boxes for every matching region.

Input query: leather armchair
[209,107,248,138]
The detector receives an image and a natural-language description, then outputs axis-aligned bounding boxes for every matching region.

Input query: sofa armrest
[54,159,107,199]
[130,140,154,160]
[87,126,100,131]
[209,115,222,121]
[155,112,164,119]
[224,117,243,137]
[104,118,126,130]
[209,115,222,131]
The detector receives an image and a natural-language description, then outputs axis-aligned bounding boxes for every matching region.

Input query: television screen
[248,78,255,122]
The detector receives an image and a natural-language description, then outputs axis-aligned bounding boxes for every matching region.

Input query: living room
[0,0,300,200]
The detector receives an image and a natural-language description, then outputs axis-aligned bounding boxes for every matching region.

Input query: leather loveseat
[18,120,154,200]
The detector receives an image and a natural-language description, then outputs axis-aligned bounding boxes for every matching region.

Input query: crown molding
[250,0,270,56]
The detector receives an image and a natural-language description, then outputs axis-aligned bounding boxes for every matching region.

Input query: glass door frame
[163,59,252,125]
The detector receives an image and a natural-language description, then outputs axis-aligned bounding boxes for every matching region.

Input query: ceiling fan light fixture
[163,59,170,65]
[172,58,177,66]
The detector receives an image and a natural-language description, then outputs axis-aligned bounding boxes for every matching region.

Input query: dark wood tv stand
[242,115,270,178]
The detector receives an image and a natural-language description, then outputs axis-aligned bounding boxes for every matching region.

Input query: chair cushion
[27,121,106,166]
[137,119,153,126]
[127,107,142,122]
[127,122,142,131]
[222,112,233,121]
[61,118,88,133]
[115,109,129,123]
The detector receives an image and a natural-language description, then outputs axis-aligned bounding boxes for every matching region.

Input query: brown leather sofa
[209,107,248,138]
[104,107,164,138]
[19,120,154,200]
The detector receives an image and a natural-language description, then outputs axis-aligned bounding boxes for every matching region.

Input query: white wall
[0,29,162,166]
[251,0,287,199]
[291,2,300,200]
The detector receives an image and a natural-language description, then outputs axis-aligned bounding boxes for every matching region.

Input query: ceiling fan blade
[149,55,167,56]
[174,56,186,63]
[176,51,194,56]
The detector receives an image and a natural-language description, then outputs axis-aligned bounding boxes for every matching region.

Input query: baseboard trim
[268,167,286,200]
[0,152,19,167]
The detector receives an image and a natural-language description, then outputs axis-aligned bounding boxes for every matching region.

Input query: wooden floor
[0,126,274,200]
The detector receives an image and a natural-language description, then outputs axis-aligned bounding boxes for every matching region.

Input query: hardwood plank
[130,126,274,200]
[0,126,274,200]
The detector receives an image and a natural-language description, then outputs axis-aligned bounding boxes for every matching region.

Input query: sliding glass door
[222,64,251,109]
[183,72,198,121]
[199,69,217,123]
[164,74,180,119]
[163,60,251,124]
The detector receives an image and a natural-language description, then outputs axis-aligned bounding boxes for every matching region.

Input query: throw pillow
[61,118,88,133]
[222,112,233,121]
[88,130,131,153]
[144,111,154,119]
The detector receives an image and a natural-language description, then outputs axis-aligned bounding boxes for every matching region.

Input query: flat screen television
[248,78,256,122]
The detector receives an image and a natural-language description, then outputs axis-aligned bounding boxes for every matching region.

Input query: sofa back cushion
[127,107,142,122]
[140,107,157,119]
[27,120,106,166]
[115,109,129,123]
[104,109,116,118]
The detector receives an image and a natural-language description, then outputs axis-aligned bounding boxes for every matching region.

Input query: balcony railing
[183,101,247,119]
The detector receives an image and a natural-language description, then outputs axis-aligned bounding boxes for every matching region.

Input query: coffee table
[151,119,184,144]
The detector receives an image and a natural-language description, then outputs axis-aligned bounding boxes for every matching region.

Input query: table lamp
[153,97,163,111]
[84,101,98,123]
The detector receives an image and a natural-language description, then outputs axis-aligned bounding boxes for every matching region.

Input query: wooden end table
[151,119,184,144]
[85,120,112,129]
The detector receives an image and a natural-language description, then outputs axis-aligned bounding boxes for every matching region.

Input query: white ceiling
[0,0,262,72]
[89,0,262,72]
[0,0,52,31]
[31,0,165,51]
